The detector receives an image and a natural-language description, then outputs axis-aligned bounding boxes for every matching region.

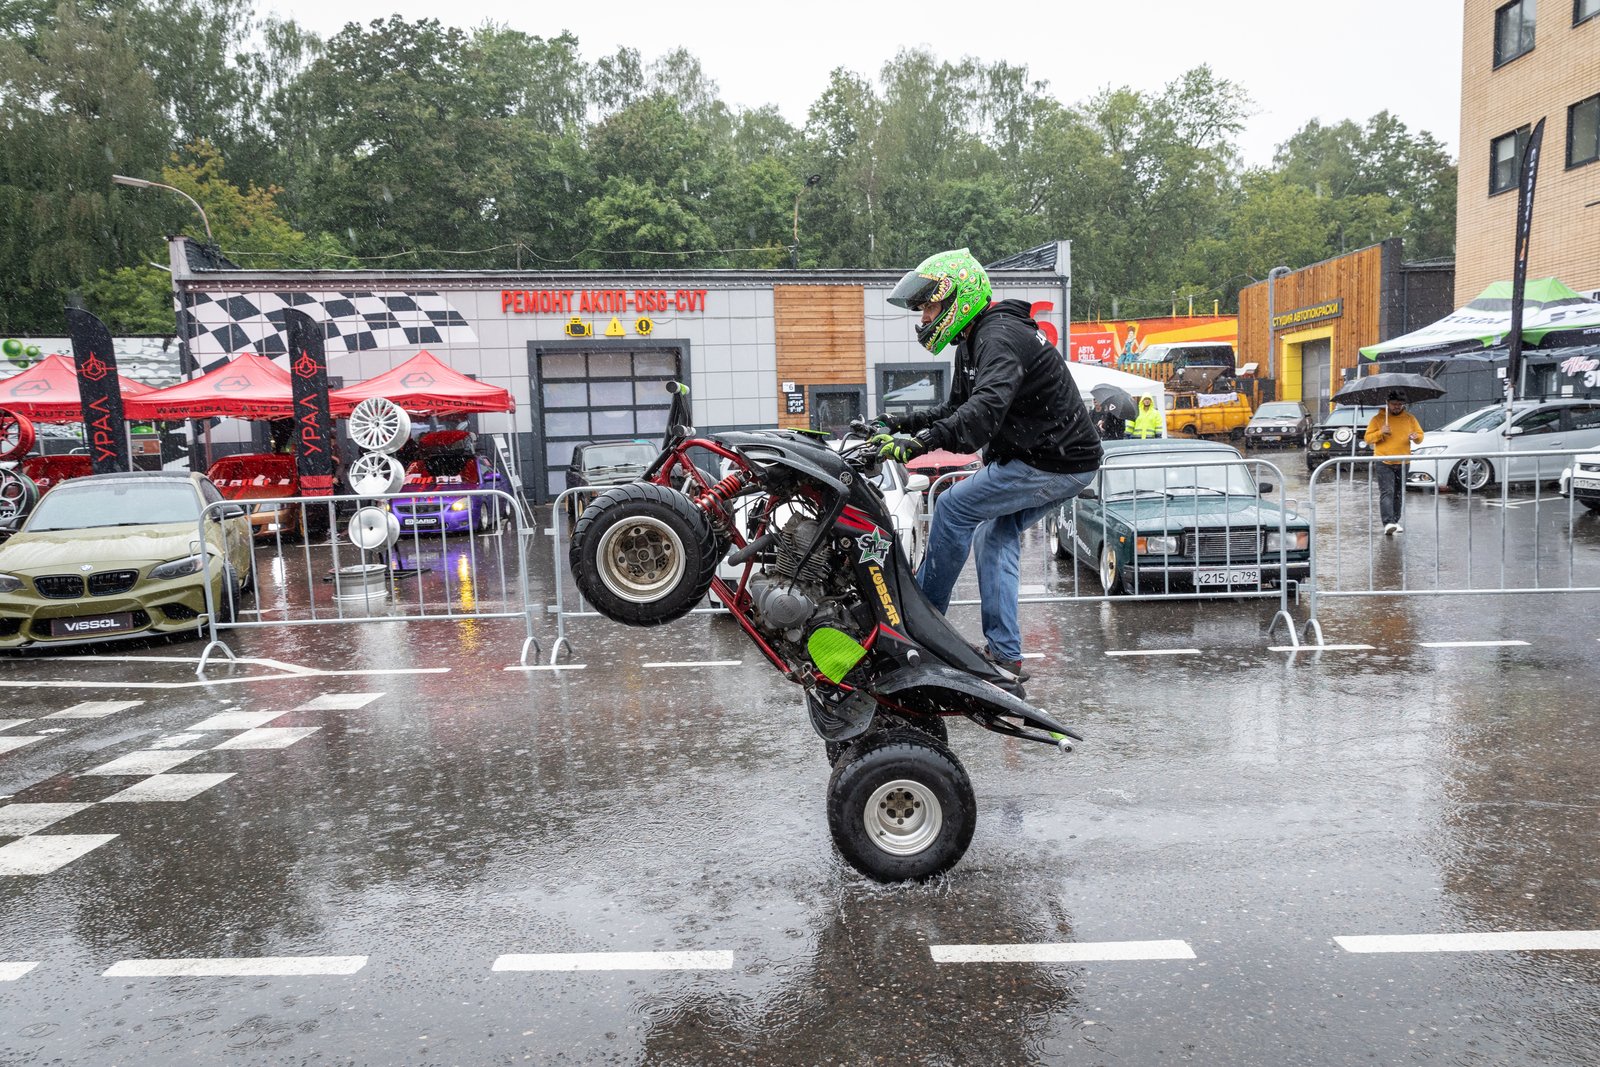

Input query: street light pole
[790,174,822,269]
[111,174,213,243]
[1264,265,1290,383]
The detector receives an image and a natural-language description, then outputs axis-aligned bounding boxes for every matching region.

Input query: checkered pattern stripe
[179,291,477,361]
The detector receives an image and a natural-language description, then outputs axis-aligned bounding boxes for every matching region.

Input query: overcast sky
[261,0,1464,166]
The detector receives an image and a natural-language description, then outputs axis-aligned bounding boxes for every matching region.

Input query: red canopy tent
[0,353,155,421]
[330,350,515,416]
[122,351,295,420]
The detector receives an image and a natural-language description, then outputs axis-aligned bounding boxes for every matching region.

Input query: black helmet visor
[887,270,944,311]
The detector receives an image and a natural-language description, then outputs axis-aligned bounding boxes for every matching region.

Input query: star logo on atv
[856,529,893,567]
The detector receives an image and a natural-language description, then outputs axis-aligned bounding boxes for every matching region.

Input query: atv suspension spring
[696,470,750,507]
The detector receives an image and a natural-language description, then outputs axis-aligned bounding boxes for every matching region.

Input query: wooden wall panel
[773,285,866,429]
[1238,244,1385,387]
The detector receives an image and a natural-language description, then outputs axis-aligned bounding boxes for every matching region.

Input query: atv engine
[746,513,864,646]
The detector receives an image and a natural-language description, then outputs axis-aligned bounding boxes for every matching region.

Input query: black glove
[872,433,925,463]
[868,414,897,436]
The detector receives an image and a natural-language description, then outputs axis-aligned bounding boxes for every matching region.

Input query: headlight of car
[1135,535,1179,555]
[450,499,470,512]
[1411,446,1445,456]
[0,572,23,595]
[1266,531,1310,552]
[150,553,209,580]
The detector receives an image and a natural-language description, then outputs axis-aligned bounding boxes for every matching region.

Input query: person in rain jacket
[1363,391,1423,535]
[871,248,1103,693]
[1095,399,1126,440]
[1130,395,1163,439]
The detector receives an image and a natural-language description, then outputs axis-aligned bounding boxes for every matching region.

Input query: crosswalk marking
[212,727,320,751]
[45,700,144,719]
[295,693,382,711]
[0,720,30,733]
[187,711,286,731]
[1336,931,1600,954]
[99,773,235,804]
[82,750,204,777]
[0,834,119,876]
[492,951,734,972]
[0,736,43,754]
[931,940,1197,963]
[0,803,93,836]
[1419,640,1531,649]
[0,962,39,981]
[104,956,368,977]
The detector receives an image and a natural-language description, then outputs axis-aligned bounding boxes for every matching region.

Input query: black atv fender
[869,662,1083,743]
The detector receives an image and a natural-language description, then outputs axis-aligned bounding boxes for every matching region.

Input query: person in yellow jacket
[1129,395,1163,439]
[1364,391,1424,535]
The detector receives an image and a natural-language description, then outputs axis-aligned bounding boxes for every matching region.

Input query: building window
[1577,0,1599,26]
[1571,94,1600,168]
[1494,0,1537,66]
[1490,126,1530,194]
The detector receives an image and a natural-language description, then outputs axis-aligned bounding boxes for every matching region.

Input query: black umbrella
[1090,383,1137,420]
[1333,371,1446,408]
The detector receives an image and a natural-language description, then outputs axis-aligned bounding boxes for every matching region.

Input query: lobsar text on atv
[568,383,1082,882]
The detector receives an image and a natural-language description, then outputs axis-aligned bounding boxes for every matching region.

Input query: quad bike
[569,383,1082,882]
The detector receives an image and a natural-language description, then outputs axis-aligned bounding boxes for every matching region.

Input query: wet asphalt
[1,447,1598,1066]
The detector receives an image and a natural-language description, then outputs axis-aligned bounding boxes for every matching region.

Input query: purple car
[387,435,513,535]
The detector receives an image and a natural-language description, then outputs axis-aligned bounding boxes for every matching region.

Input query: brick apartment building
[1457,0,1600,302]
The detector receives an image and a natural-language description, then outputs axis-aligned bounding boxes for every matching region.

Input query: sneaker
[973,643,1031,682]
[1393,523,1404,533]
[1383,523,1397,536]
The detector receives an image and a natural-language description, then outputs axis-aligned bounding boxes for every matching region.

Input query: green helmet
[887,248,992,355]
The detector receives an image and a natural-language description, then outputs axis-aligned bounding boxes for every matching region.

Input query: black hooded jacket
[896,299,1103,474]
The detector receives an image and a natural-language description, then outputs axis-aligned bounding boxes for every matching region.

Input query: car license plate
[408,516,439,526]
[1260,435,1280,443]
[1195,568,1260,587]
[1575,478,1600,491]
[52,612,135,637]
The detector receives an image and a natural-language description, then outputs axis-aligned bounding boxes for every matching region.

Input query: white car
[1564,452,1600,512]
[1406,399,1600,493]
[713,454,927,586]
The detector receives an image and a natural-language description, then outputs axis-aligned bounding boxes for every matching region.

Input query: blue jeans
[917,460,1095,662]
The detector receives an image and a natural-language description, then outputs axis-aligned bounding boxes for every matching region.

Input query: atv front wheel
[570,481,719,626]
[827,730,976,882]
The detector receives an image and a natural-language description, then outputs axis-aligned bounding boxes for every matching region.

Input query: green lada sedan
[0,471,252,648]
[1051,439,1312,595]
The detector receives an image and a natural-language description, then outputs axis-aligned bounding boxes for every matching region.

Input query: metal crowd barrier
[191,488,540,675]
[1299,447,1600,645]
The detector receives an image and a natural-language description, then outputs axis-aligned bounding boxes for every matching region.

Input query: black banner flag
[66,308,130,474]
[1506,117,1545,400]
[284,308,336,496]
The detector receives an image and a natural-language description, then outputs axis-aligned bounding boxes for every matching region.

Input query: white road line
[1018,584,1048,595]
[99,773,235,803]
[504,664,587,671]
[4,668,448,691]
[295,693,382,711]
[82,750,204,776]
[1020,652,1045,660]
[45,700,144,719]
[0,803,93,836]
[0,834,119,876]
[1268,644,1376,653]
[931,940,1197,964]
[641,660,743,669]
[0,736,44,754]
[212,727,320,751]
[0,962,38,981]
[104,956,368,977]
[0,720,29,733]
[1336,931,1600,954]
[1104,649,1201,658]
[1419,640,1531,649]
[188,711,286,731]
[492,951,734,972]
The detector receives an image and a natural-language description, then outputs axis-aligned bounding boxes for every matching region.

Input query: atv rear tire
[827,729,976,883]
[826,714,949,765]
[570,481,719,626]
